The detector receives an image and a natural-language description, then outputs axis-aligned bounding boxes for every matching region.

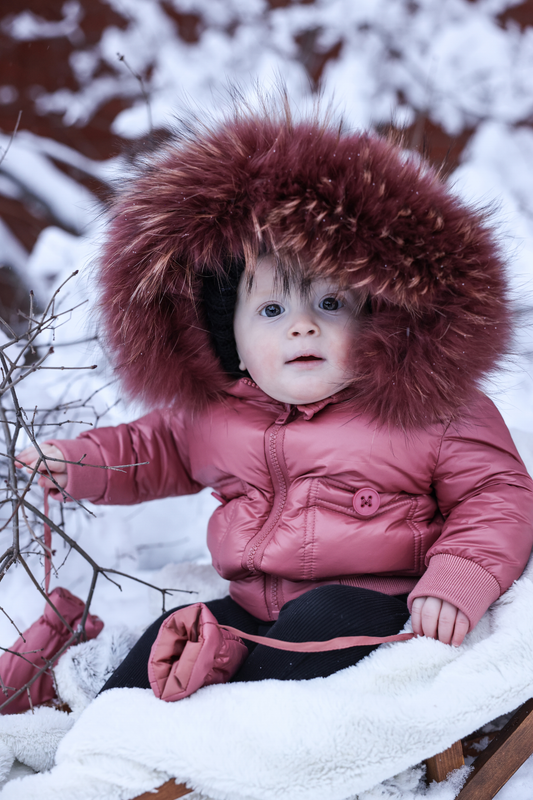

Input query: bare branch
[18,556,75,635]
[117,53,153,130]
[0,279,195,715]
[0,606,26,641]
[0,110,22,169]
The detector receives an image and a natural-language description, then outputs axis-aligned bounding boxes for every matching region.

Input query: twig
[27,686,34,714]
[18,556,75,634]
[0,279,198,715]
[36,365,98,371]
[13,452,149,473]
[0,606,26,641]
[117,53,153,130]
[0,110,22,169]
[0,673,15,696]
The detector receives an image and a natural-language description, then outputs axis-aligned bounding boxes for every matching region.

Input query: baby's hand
[15,444,68,490]
[411,596,469,647]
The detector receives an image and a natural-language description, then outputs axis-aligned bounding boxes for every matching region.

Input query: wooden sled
[133,698,533,800]
[426,697,533,799]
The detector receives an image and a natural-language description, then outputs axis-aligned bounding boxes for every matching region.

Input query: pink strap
[219,624,415,652]
[43,489,52,596]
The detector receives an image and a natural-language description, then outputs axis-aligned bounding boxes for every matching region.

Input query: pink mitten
[148,603,248,702]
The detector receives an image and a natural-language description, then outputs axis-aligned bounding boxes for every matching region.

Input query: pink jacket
[50,380,533,630]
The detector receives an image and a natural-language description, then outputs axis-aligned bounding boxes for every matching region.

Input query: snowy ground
[2,0,533,797]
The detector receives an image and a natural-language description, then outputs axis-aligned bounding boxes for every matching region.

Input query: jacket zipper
[242,407,293,617]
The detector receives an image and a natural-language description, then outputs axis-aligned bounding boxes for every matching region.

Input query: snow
[1,2,83,44]
[0,218,28,273]
[0,133,100,234]
[2,0,533,798]
[23,0,533,141]
[12,131,120,184]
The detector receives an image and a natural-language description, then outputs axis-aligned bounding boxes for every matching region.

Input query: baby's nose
[288,316,319,337]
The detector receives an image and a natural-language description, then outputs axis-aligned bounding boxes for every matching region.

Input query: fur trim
[99,103,510,427]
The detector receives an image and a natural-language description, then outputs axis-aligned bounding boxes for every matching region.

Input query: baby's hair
[242,246,370,319]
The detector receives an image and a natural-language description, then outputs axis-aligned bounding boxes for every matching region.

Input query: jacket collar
[226,378,355,420]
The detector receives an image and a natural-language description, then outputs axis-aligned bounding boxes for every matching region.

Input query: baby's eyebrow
[254,290,285,302]
[316,285,344,295]
[256,297,283,304]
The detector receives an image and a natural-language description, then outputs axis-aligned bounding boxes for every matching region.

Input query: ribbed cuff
[407,553,501,631]
[45,437,108,503]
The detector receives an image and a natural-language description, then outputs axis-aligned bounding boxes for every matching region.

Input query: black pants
[100,585,410,691]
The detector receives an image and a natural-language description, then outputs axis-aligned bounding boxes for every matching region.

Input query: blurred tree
[1,0,533,320]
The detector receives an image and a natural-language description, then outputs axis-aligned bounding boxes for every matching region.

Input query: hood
[99,105,510,428]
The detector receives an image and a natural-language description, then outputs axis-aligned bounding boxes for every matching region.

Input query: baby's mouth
[286,355,324,363]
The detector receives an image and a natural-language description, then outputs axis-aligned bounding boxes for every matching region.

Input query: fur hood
[99,105,510,428]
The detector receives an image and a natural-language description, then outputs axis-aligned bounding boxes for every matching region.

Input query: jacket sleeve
[45,408,204,504]
[408,393,533,630]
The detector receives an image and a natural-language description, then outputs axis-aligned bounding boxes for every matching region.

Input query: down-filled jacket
[49,102,533,629]
[53,381,533,628]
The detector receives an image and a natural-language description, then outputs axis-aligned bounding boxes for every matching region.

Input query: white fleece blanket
[2,559,533,800]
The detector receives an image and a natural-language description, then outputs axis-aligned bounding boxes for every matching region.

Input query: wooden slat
[461,731,497,759]
[456,698,533,800]
[425,740,465,782]
[133,779,192,800]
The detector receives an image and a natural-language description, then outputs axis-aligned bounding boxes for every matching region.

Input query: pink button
[353,488,380,517]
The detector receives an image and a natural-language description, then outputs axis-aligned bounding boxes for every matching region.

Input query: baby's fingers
[450,610,469,647]
[437,602,469,646]
[410,596,426,636]
[15,443,67,476]
[38,472,68,490]
[35,444,67,471]
[411,597,469,647]
[411,596,442,639]
[419,596,442,640]
[436,600,458,645]
[14,446,39,469]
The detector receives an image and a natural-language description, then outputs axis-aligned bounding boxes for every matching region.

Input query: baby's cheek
[248,349,278,385]
[330,336,355,373]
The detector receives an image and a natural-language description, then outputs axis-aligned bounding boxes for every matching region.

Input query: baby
[16,108,533,687]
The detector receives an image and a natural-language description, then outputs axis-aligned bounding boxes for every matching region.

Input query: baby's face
[233,255,361,405]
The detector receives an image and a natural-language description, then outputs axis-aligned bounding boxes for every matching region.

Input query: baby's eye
[261,304,284,317]
[319,296,342,311]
